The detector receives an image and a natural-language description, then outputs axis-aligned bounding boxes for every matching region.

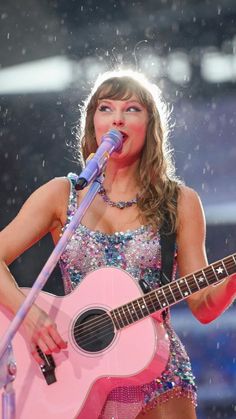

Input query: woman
[0,70,235,419]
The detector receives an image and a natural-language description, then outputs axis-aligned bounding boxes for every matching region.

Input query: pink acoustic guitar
[0,253,235,419]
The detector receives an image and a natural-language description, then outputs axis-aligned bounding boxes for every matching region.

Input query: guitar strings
[71,260,233,340]
[66,265,235,349]
[69,260,235,343]
[58,277,233,350]
[69,272,218,349]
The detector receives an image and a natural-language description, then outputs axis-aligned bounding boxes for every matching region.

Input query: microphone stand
[0,174,104,419]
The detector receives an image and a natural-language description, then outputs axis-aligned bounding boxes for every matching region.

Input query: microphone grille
[106,129,123,149]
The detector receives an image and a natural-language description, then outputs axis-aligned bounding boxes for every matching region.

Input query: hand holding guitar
[22,304,67,365]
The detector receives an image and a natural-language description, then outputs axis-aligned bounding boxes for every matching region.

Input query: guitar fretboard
[110,253,236,330]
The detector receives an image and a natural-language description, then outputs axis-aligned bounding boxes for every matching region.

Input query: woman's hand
[23,304,67,365]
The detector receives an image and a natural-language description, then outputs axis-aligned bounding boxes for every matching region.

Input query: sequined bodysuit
[59,173,197,419]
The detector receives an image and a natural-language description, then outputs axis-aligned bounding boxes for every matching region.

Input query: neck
[103,159,140,194]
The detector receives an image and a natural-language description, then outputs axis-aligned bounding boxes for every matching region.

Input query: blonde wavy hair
[77,69,181,233]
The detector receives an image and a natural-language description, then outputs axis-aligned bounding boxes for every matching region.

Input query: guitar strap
[160,228,176,286]
[159,219,176,320]
[159,187,178,286]
[159,189,178,319]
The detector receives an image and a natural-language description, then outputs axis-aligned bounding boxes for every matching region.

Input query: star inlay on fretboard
[110,252,236,330]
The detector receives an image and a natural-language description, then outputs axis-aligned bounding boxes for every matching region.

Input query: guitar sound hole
[73,309,115,352]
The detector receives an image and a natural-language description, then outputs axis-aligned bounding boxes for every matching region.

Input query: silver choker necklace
[98,185,139,209]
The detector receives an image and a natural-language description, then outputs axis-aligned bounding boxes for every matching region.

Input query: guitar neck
[110,253,236,330]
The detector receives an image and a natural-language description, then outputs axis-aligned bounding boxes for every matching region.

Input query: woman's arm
[177,186,236,324]
[0,177,69,362]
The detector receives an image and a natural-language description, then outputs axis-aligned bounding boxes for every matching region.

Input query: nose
[112,120,124,127]
[112,114,125,127]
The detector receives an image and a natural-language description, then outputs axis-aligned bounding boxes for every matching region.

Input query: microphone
[75,129,123,190]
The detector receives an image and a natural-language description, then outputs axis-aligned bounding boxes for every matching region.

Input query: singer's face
[93,96,148,163]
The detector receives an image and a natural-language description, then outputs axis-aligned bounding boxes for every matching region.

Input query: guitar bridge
[37,347,57,385]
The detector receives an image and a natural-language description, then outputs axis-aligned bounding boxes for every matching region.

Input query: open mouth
[119,131,128,141]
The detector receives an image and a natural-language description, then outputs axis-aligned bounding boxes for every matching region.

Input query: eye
[98,105,112,112]
[126,106,142,112]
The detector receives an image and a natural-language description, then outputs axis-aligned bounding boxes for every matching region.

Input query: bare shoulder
[177,185,205,227]
[23,177,70,217]
[176,184,207,278]
[0,177,71,265]
[29,176,69,201]
[47,176,71,223]
[178,184,202,207]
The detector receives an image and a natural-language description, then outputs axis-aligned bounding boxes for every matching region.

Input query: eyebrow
[98,99,143,106]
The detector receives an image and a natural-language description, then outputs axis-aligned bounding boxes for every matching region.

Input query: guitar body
[0,267,169,419]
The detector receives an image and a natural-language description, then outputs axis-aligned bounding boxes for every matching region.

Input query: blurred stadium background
[0,1,235,418]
